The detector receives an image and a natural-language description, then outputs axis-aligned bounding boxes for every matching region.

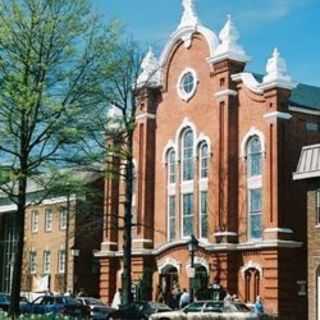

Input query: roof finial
[262,47,296,90]
[178,0,200,29]
[137,47,161,88]
[210,14,249,63]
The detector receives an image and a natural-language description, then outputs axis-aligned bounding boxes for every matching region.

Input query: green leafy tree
[0,0,118,317]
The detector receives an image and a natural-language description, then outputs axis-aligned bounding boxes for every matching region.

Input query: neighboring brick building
[294,145,320,320]
[0,171,104,298]
[97,1,320,318]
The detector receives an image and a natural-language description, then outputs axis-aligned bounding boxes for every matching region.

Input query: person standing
[179,289,190,309]
[254,296,264,316]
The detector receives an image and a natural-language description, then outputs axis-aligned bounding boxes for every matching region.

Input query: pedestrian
[254,296,264,316]
[156,286,165,303]
[179,289,190,309]
[111,288,122,310]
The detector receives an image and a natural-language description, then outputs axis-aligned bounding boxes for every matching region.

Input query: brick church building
[97,1,320,318]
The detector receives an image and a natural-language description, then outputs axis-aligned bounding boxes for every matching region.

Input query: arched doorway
[245,268,260,303]
[159,265,179,304]
[194,265,209,300]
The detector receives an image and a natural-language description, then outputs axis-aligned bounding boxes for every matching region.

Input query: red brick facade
[97,7,320,319]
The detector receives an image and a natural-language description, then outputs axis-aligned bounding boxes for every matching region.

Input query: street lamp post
[188,234,199,303]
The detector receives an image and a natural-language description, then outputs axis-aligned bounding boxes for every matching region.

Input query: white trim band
[263,111,292,120]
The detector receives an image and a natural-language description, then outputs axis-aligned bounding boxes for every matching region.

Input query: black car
[109,302,172,320]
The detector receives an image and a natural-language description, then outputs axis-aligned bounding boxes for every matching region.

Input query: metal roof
[293,144,320,180]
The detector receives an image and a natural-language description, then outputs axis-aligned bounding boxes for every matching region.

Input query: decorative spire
[178,0,200,29]
[211,15,249,63]
[137,47,161,88]
[262,48,296,90]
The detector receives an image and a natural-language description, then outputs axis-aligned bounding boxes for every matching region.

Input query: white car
[150,301,259,320]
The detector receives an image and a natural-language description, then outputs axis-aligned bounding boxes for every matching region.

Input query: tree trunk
[9,176,27,319]
[122,134,134,305]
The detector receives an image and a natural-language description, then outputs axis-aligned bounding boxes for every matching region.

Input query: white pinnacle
[262,48,296,89]
[137,47,161,88]
[178,0,200,29]
[212,15,249,63]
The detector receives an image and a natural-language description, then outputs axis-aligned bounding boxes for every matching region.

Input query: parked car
[109,301,172,320]
[150,301,259,320]
[77,297,115,319]
[24,295,83,318]
[0,294,10,312]
[0,294,29,313]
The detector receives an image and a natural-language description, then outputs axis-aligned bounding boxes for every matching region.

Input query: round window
[177,69,198,102]
[181,72,195,94]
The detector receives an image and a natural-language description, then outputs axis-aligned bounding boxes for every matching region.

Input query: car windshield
[184,302,204,312]
[85,298,104,305]
[148,303,171,312]
[233,303,252,313]
[0,295,9,303]
[204,302,224,312]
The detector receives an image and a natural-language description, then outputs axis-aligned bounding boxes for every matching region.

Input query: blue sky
[92,0,320,86]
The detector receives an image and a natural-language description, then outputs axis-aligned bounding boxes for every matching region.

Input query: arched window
[199,142,209,179]
[246,136,263,240]
[167,149,176,184]
[247,136,262,177]
[168,196,176,241]
[182,129,194,181]
[245,268,261,303]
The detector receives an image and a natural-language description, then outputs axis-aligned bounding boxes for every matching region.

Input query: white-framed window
[181,129,194,181]
[59,207,67,231]
[248,188,262,240]
[199,142,209,179]
[182,193,193,238]
[316,190,320,226]
[168,196,176,241]
[31,211,39,233]
[58,250,66,274]
[247,136,262,177]
[177,68,198,102]
[199,191,208,239]
[167,149,176,184]
[44,208,53,232]
[43,251,51,274]
[246,135,263,240]
[29,251,37,274]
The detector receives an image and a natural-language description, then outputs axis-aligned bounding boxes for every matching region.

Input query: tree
[78,42,161,305]
[0,0,118,316]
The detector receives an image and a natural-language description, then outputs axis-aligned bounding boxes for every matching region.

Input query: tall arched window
[245,268,261,303]
[199,142,209,179]
[167,149,176,184]
[182,129,194,181]
[247,136,262,177]
[246,136,263,240]
[317,267,320,320]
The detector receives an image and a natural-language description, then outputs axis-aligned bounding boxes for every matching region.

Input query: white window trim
[177,68,199,102]
[31,211,39,233]
[58,250,66,274]
[181,128,195,182]
[29,251,37,274]
[167,195,176,241]
[45,209,53,232]
[43,251,51,275]
[248,188,263,241]
[199,190,208,240]
[181,193,194,239]
[240,127,265,158]
[59,208,67,231]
